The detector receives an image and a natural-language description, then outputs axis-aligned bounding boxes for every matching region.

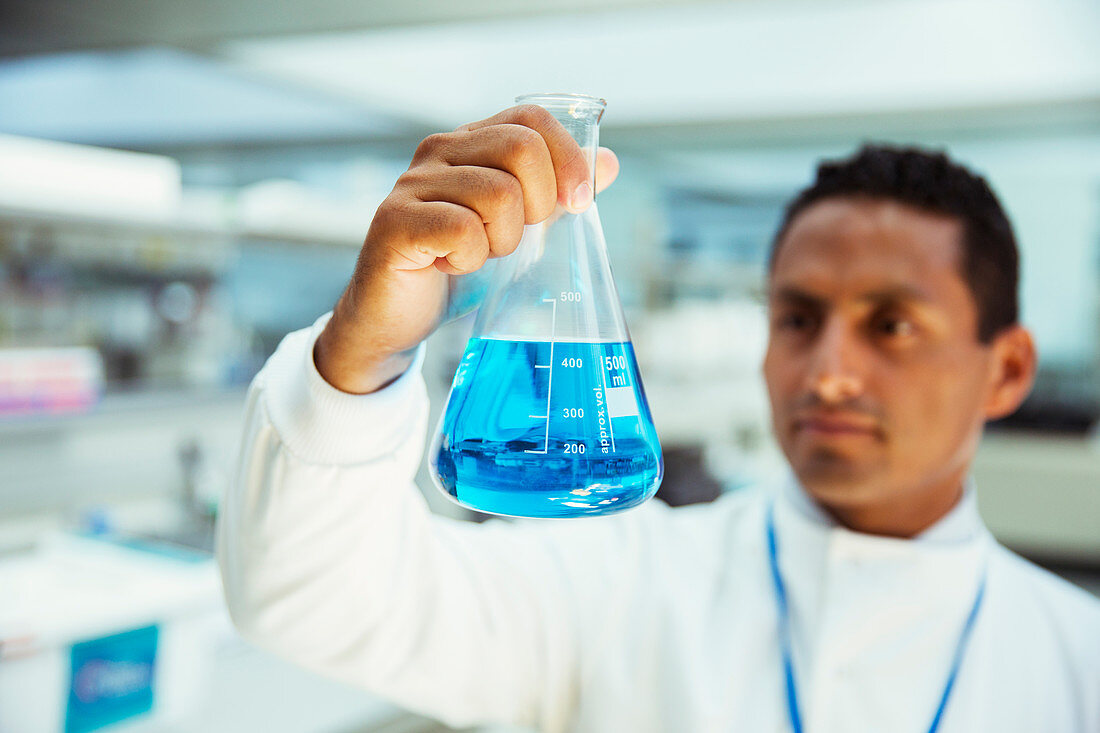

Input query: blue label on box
[65,625,158,733]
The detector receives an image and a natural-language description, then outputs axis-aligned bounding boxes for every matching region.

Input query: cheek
[884,355,988,459]
[762,344,795,408]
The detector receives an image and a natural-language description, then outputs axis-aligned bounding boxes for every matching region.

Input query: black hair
[769,144,1019,343]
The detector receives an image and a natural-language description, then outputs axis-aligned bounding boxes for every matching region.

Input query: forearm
[217,314,433,671]
[215,316,587,730]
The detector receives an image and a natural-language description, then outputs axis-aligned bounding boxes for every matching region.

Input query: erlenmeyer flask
[428,93,663,519]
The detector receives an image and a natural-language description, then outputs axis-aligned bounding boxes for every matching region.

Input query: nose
[805,318,865,405]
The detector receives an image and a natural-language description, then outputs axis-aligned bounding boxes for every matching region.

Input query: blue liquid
[430,338,663,518]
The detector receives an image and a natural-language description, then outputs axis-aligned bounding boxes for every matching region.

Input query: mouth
[794,413,881,438]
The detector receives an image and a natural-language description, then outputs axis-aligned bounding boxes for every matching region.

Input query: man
[217,105,1100,732]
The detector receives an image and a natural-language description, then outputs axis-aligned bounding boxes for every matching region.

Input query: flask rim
[514,92,606,111]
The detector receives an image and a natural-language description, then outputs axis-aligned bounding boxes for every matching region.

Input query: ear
[983,324,1038,421]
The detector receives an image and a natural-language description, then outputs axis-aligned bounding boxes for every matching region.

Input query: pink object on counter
[0,347,104,417]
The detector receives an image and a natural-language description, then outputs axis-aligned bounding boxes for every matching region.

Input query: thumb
[594,147,620,194]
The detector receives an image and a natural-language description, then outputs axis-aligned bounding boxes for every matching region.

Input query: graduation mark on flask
[525,297,558,455]
[518,292,643,458]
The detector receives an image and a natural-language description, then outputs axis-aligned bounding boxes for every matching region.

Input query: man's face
[763,197,997,519]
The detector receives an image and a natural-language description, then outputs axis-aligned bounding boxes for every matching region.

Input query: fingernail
[570,181,593,211]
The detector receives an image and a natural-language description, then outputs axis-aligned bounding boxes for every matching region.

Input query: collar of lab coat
[771,469,992,677]
[778,469,984,545]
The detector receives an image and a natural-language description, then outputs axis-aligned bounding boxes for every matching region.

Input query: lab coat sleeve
[216,315,654,732]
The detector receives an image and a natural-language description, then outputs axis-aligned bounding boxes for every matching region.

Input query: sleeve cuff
[259,312,429,465]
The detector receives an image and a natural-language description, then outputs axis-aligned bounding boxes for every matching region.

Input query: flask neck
[516,93,604,189]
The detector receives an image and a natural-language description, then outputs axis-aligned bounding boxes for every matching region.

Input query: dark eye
[875,315,916,338]
[776,312,816,331]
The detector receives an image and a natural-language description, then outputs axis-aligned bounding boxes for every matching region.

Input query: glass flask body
[428,93,663,518]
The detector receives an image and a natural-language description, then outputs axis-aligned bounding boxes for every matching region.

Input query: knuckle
[371,196,404,230]
[483,170,522,208]
[500,125,543,169]
[512,104,552,128]
[414,132,449,160]
[446,209,482,240]
[394,168,424,190]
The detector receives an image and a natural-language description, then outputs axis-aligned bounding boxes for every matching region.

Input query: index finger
[457,105,593,213]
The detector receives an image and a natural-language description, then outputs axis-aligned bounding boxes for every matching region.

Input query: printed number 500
[605,355,627,371]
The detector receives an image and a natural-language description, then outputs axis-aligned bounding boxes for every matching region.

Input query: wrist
[313,315,417,394]
[259,315,429,465]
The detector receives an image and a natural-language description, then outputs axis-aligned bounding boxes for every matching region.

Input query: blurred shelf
[642,258,766,305]
[0,203,362,267]
[974,430,1100,566]
[0,385,248,439]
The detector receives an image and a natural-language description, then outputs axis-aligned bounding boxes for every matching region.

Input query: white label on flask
[605,386,638,419]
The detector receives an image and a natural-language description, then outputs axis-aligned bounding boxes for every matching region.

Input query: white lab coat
[217,316,1100,733]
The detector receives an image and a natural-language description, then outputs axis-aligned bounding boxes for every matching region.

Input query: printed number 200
[564,443,586,454]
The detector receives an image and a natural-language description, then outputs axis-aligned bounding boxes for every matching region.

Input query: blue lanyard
[765,501,986,733]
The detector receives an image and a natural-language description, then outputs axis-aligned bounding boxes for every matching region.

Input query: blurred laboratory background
[1,0,1098,730]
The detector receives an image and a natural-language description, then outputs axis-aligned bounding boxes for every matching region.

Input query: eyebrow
[768,284,936,307]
